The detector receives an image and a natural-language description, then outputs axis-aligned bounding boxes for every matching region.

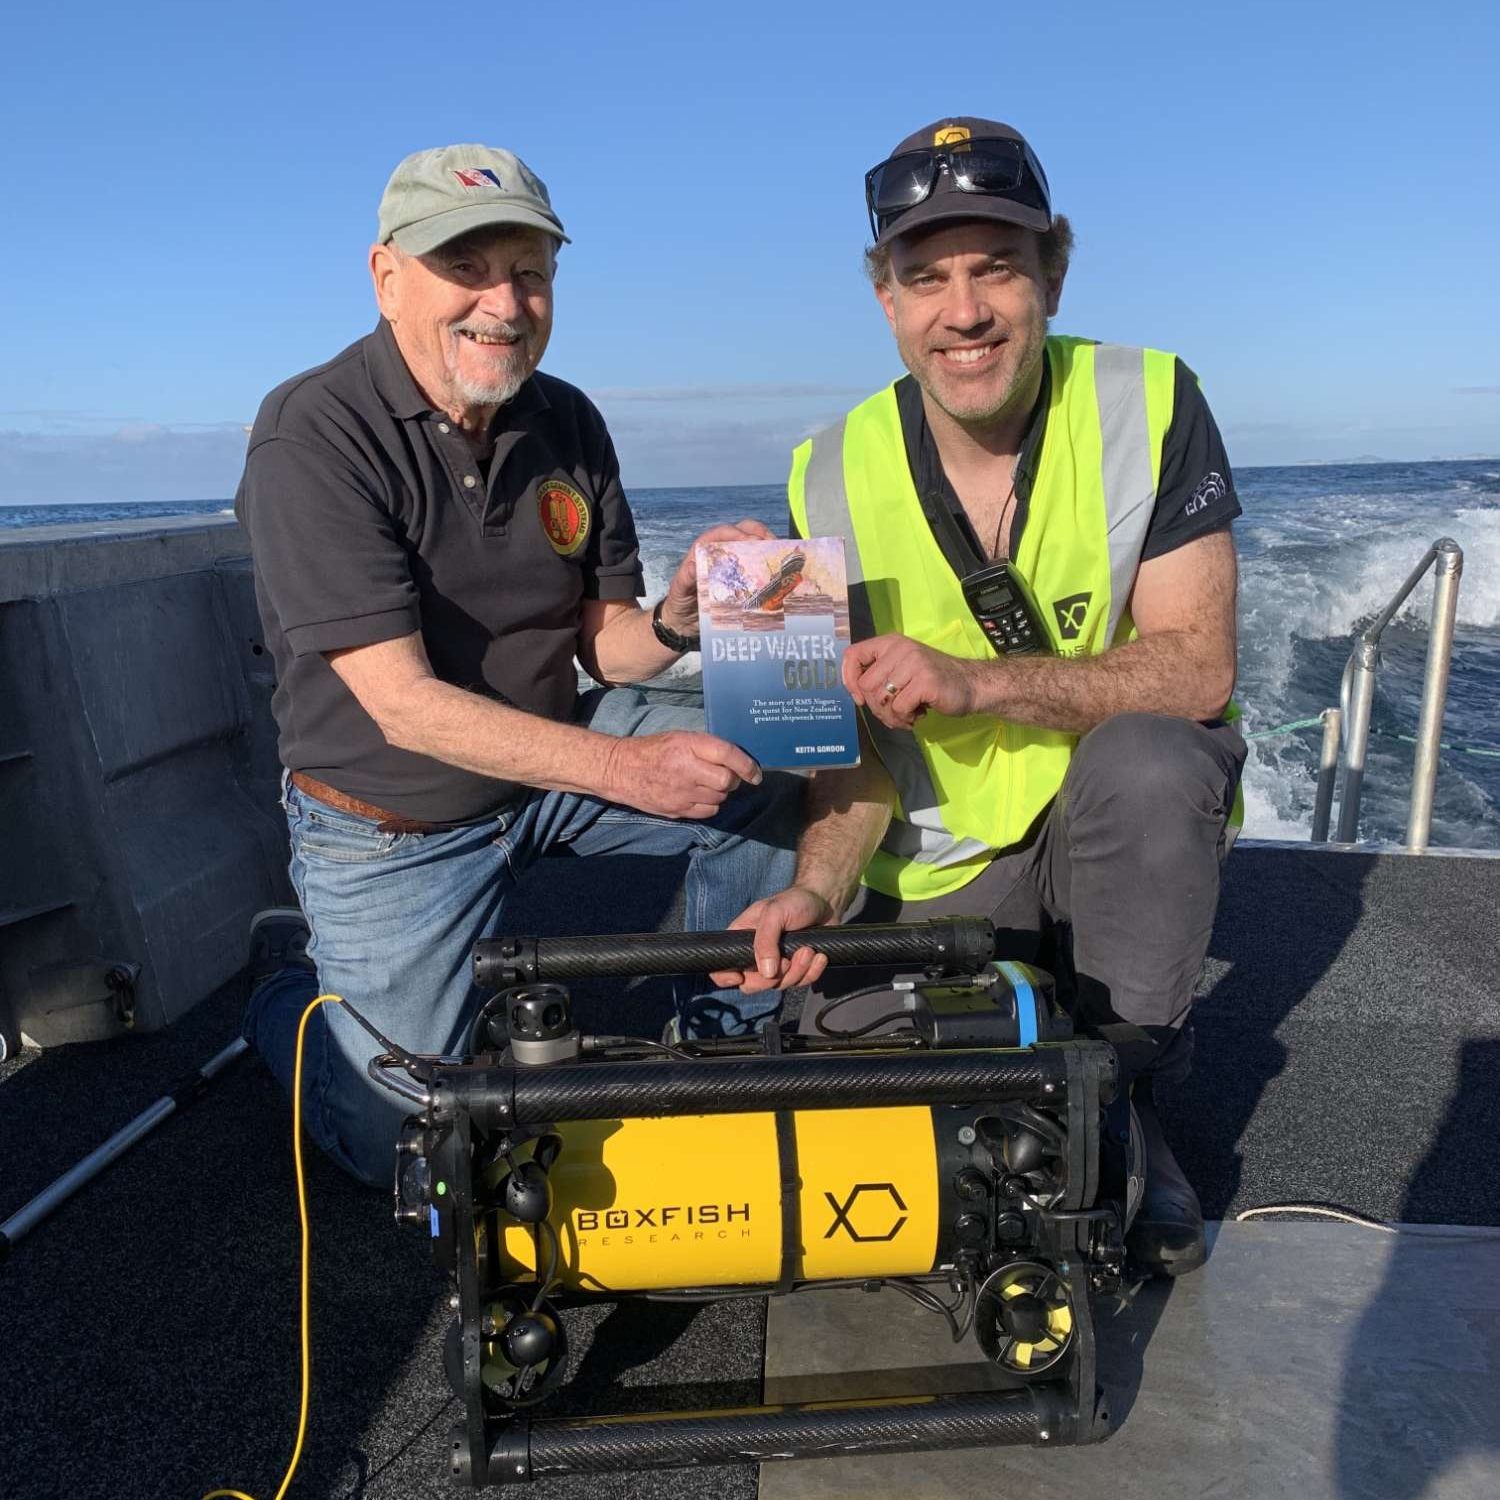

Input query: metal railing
[1308,538,1464,848]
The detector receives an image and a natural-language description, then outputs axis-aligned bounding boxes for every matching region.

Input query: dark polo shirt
[236,320,644,823]
[895,355,1242,566]
[789,356,1240,568]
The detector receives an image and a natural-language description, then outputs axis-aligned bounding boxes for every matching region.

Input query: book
[695,536,860,770]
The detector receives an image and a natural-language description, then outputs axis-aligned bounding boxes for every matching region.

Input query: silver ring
[882,680,899,698]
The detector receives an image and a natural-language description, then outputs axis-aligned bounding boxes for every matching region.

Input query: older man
[720,118,1246,1276]
[238,144,797,1187]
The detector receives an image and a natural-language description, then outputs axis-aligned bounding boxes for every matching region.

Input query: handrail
[1309,707,1342,843]
[1331,538,1463,847]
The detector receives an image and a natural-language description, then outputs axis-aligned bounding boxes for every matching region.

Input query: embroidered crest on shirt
[538,479,591,556]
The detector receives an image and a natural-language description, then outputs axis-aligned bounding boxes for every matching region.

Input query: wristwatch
[651,598,701,653]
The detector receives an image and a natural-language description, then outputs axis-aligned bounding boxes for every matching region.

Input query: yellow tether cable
[203,992,343,1500]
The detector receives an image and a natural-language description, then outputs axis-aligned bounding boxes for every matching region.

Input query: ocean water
[5,459,1498,849]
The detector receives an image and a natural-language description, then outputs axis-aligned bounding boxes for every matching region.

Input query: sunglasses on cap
[864,136,1052,240]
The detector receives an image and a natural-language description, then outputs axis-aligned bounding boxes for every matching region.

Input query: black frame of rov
[373,919,1128,1487]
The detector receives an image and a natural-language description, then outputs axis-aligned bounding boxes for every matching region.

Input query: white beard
[450,320,532,407]
[452,363,528,408]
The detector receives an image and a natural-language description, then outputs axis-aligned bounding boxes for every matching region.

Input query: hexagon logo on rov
[824,1183,909,1242]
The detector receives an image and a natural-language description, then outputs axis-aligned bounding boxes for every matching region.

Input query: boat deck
[3,843,1497,1500]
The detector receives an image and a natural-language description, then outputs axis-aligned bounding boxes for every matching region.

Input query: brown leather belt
[291,771,451,835]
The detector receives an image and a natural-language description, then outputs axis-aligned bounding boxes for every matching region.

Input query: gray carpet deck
[2,845,1497,1500]
[761,1222,1500,1500]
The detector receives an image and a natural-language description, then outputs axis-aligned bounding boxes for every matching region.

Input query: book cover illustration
[695,536,860,770]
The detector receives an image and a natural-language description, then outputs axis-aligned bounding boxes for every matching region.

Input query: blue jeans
[244,687,800,1187]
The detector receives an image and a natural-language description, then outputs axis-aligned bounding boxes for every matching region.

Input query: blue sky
[2,0,1497,502]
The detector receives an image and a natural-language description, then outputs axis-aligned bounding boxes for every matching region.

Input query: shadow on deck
[2,845,1497,1499]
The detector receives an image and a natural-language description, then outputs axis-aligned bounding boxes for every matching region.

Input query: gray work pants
[807,713,1247,1085]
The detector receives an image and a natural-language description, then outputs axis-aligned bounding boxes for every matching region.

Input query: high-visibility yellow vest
[789,336,1182,900]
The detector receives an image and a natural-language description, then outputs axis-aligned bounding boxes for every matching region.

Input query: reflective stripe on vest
[790,337,1178,900]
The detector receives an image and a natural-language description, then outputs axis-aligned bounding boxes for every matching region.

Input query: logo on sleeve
[538,479,591,556]
[1052,592,1092,641]
[1185,471,1228,517]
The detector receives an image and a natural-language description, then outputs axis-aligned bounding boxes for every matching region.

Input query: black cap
[869,117,1051,247]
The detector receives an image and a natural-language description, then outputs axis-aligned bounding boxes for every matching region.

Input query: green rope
[1245,714,1500,759]
[1245,716,1327,740]
[1242,717,1500,762]
[1395,733,1500,759]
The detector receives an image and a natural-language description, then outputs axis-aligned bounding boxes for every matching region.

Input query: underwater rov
[371,919,1128,1487]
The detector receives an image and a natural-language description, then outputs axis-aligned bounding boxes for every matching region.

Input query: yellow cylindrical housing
[491,1106,942,1293]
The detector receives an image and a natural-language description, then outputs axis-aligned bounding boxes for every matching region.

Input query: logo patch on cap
[538,479,591,556]
[933,124,971,146]
[453,168,505,190]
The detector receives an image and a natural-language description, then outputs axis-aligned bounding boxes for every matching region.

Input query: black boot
[1125,1080,1206,1277]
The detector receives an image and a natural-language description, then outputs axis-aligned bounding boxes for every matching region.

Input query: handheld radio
[960,562,1049,656]
[915,484,1052,658]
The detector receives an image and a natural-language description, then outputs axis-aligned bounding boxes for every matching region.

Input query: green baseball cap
[377,144,570,255]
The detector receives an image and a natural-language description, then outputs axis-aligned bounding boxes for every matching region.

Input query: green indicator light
[436,1181,448,1196]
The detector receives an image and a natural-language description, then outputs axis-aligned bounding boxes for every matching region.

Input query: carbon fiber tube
[472,918,996,989]
[489,1387,1070,1479]
[444,1045,1086,1127]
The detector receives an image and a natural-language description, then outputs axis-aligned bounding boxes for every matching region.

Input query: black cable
[507,1219,564,1401]
[339,1395,457,1498]
[640,1272,962,1309]
[581,1034,695,1061]
[1015,1183,1118,1227]
[465,993,508,1056]
[338,998,433,1080]
[950,1263,978,1344]
[1038,1206,1117,1224]
[1012,1102,1067,1145]
[829,1009,920,1039]
[883,1278,966,1341]
[807,1273,973,1346]
[529,1218,560,1312]
[813,983,919,1039]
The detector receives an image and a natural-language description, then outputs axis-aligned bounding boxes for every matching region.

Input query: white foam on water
[1447,508,1500,628]
[1235,486,1500,845]
[624,482,1500,847]
[1240,746,1315,840]
[638,542,705,685]
[574,536,704,689]
[1238,504,1500,714]
[1292,506,1500,636]
[1242,507,1500,648]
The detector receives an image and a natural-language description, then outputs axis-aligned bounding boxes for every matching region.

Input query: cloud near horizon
[587,382,870,404]
[5,385,1495,508]
[0,425,253,507]
[0,386,861,503]
[592,386,858,489]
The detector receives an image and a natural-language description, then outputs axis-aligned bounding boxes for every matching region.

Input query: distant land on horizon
[1290,454,1500,467]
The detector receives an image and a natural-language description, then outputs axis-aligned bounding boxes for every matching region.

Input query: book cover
[695,536,860,770]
